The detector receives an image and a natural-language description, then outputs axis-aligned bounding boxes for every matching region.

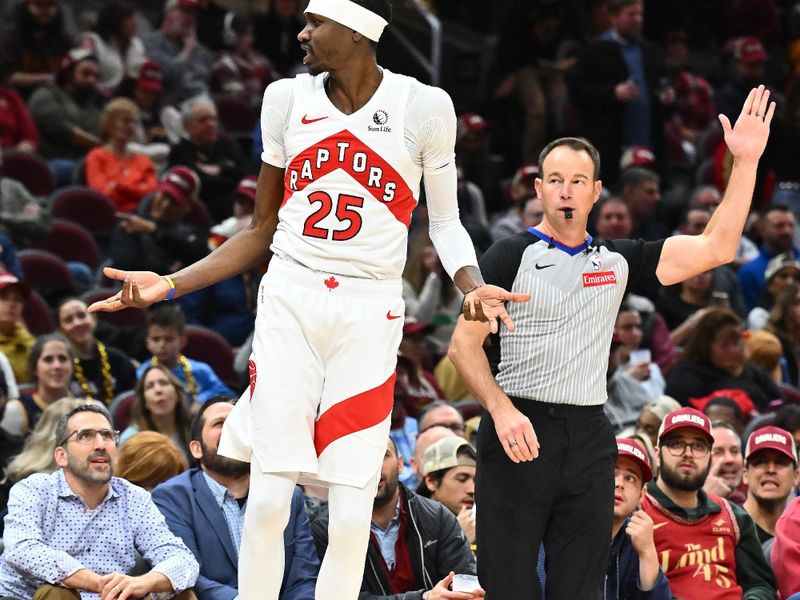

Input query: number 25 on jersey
[303,191,364,241]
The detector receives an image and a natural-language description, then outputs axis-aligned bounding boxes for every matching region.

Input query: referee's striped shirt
[480,228,664,406]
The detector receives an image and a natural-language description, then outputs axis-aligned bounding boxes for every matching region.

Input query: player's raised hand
[719,85,775,164]
[463,285,530,333]
[88,268,171,312]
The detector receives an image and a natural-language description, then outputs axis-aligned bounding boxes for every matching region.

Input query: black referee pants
[476,397,617,600]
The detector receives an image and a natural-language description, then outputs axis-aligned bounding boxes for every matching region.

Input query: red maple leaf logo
[324,276,339,290]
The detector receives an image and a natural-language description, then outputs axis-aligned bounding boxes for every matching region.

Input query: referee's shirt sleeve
[603,239,665,296]
[478,232,532,290]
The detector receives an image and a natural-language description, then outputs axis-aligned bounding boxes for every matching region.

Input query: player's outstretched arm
[656,85,775,286]
[457,266,530,334]
[89,163,284,312]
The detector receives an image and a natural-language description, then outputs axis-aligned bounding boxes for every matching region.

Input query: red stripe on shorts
[314,372,396,456]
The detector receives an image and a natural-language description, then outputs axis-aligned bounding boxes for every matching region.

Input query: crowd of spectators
[1,0,800,597]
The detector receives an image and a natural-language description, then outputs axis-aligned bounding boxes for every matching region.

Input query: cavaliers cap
[745,425,798,464]
[616,437,653,482]
[658,407,714,444]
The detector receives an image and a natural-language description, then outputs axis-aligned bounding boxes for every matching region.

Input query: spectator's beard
[659,459,712,492]
[374,475,399,509]
[200,439,250,478]
[68,450,114,485]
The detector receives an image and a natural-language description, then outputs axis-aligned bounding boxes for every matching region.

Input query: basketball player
[89,1,527,598]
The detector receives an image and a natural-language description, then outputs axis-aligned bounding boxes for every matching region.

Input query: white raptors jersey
[261,70,425,279]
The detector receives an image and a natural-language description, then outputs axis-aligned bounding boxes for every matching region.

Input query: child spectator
[0,272,34,384]
[136,305,234,405]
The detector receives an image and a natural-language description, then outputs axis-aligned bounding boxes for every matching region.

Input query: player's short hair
[538,137,601,181]
[147,304,186,334]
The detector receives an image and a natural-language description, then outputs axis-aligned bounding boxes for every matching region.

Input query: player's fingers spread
[507,292,531,303]
[489,316,499,335]
[758,88,770,116]
[131,281,142,305]
[103,266,126,281]
[499,309,515,332]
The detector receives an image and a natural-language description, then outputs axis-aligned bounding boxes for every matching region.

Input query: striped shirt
[202,471,247,558]
[480,228,663,406]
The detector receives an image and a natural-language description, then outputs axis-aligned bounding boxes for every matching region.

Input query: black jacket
[310,484,476,600]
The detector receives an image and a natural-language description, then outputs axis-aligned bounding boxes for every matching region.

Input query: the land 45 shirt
[480,228,664,405]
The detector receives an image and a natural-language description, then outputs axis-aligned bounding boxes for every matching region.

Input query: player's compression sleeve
[260,78,294,168]
[407,84,478,279]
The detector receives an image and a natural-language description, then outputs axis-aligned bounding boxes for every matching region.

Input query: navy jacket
[605,518,671,600]
[152,469,319,600]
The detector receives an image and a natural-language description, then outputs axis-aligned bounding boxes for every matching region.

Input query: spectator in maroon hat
[142,0,212,107]
[110,165,208,273]
[0,272,35,384]
[130,60,167,144]
[742,426,799,544]
[642,407,776,598]
[606,438,670,599]
[169,95,244,222]
[80,0,146,96]
[86,97,158,213]
[717,37,772,124]
[28,47,104,184]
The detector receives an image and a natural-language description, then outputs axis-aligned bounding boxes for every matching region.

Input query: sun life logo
[369,109,391,132]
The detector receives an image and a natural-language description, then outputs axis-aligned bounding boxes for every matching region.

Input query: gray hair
[55,403,114,448]
[180,95,216,127]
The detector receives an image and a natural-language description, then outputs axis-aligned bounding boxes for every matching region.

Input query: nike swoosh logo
[652,522,669,530]
[386,311,402,320]
[535,263,554,270]
[301,114,328,124]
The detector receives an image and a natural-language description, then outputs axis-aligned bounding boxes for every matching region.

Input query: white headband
[305,0,388,42]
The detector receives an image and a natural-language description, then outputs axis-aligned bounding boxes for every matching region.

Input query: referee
[448,86,774,599]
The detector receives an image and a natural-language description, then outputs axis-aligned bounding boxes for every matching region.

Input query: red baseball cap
[456,112,488,142]
[0,271,30,299]
[658,407,714,444]
[745,426,798,464]
[236,175,258,203]
[137,60,163,93]
[734,36,767,65]
[616,437,653,482]
[620,146,656,171]
[158,166,200,208]
[511,163,539,187]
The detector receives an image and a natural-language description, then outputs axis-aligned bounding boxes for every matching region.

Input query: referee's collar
[528,227,593,256]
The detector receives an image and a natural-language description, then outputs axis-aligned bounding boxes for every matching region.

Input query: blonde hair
[100,97,140,140]
[4,398,98,483]
[116,431,188,490]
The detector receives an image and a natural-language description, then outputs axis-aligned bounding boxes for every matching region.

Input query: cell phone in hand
[628,349,651,365]
[452,574,481,593]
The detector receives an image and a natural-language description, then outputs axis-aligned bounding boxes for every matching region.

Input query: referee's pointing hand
[463,285,531,334]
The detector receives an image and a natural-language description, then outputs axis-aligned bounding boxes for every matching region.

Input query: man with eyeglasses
[0,403,199,600]
[641,407,776,599]
[417,401,467,438]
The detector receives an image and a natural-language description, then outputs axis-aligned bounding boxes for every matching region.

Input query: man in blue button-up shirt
[152,397,319,600]
[0,403,199,600]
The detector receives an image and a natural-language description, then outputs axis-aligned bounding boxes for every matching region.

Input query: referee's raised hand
[463,285,531,334]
